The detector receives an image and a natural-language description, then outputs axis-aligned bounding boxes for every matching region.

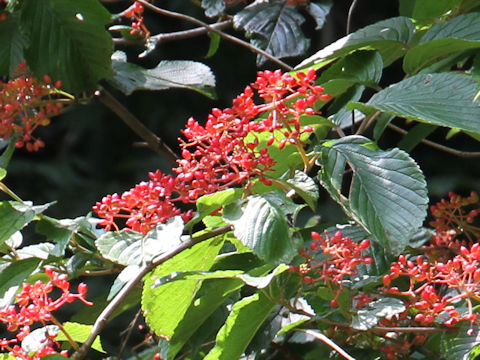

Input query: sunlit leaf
[110,52,216,98]
[204,293,276,360]
[223,191,302,264]
[297,16,415,69]
[318,136,428,254]
[350,73,480,135]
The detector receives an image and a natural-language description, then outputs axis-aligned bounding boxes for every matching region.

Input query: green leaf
[206,32,221,58]
[297,17,415,69]
[351,73,480,135]
[110,52,216,98]
[0,354,17,360]
[351,298,406,330]
[202,0,225,18]
[234,0,309,65]
[223,191,301,264]
[142,237,225,339]
[95,217,184,266]
[319,50,384,92]
[0,201,36,246]
[0,257,41,297]
[188,188,244,229]
[307,1,332,30]
[0,13,28,76]
[404,13,480,73]
[167,278,245,359]
[36,219,73,257]
[20,0,113,93]
[441,325,480,360]
[279,170,319,210]
[56,322,104,352]
[411,0,462,20]
[204,292,276,360]
[0,168,5,181]
[0,138,16,169]
[318,136,428,254]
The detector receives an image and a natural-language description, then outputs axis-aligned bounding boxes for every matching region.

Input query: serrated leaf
[15,243,54,260]
[0,257,41,297]
[404,13,480,73]
[223,191,301,264]
[110,54,216,98]
[142,237,225,339]
[21,0,113,93]
[352,298,406,330]
[204,292,276,360]
[350,73,480,135]
[0,201,36,246]
[56,322,104,352]
[95,217,184,266]
[202,0,225,18]
[318,136,428,254]
[441,325,480,360]
[297,17,415,69]
[412,0,462,20]
[307,1,332,30]
[234,0,309,65]
[0,13,28,76]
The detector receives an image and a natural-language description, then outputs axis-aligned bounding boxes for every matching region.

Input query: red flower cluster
[123,1,150,37]
[0,63,63,151]
[429,191,480,247]
[383,243,480,332]
[0,268,92,359]
[289,231,372,307]
[94,69,331,233]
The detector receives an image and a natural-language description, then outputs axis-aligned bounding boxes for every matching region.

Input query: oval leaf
[223,191,301,264]
[110,54,216,98]
[297,16,415,69]
[318,136,428,254]
[351,73,480,135]
[95,217,184,266]
[404,13,480,73]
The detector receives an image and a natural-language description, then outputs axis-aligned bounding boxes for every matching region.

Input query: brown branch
[112,20,233,47]
[70,224,233,360]
[136,0,294,71]
[95,88,179,166]
[388,123,480,158]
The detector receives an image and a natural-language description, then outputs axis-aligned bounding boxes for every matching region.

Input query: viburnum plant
[1,1,480,360]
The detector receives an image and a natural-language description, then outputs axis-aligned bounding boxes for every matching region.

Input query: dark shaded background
[3,0,480,355]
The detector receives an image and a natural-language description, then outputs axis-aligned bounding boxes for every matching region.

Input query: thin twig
[136,0,293,71]
[70,224,233,360]
[95,88,179,166]
[346,0,360,35]
[355,110,381,135]
[388,123,480,158]
[114,20,233,47]
[300,329,356,360]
